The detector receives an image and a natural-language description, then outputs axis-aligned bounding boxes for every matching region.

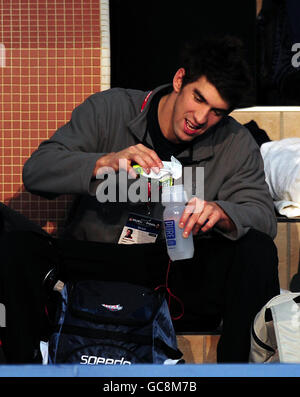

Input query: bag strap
[271,298,300,362]
[251,323,275,353]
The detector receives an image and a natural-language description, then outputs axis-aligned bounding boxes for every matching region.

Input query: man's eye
[194,95,203,103]
[214,110,222,117]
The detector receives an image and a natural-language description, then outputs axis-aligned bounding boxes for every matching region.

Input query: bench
[176,214,300,364]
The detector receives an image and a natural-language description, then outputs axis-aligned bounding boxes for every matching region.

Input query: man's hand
[93,144,163,178]
[179,197,236,236]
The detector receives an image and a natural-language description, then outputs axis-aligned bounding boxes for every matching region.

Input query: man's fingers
[199,214,218,233]
[135,144,163,170]
[118,159,138,179]
[133,154,156,174]
[179,199,220,237]
[179,198,204,229]
[182,212,201,238]
[93,145,162,178]
[127,145,163,174]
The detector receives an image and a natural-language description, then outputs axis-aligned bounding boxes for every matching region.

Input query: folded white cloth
[260,138,300,217]
[134,155,182,180]
[274,200,300,217]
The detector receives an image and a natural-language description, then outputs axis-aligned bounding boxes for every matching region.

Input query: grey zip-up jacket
[23,85,277,242]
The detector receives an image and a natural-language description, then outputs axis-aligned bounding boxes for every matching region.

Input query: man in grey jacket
[1,36,280,363]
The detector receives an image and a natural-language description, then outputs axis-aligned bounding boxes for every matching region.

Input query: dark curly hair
[180,35,254,110]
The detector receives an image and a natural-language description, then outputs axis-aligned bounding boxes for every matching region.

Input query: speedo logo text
[80,355,131,365]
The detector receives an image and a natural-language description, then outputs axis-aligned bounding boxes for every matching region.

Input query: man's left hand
[179,197,236,237]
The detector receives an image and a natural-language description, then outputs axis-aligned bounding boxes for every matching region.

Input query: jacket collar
[127,84,170,146]
[127,84,223,164]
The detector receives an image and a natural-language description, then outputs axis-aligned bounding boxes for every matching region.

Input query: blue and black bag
[48,280,183,365]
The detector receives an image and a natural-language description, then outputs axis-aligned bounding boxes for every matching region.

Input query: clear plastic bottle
[162,184,194,261]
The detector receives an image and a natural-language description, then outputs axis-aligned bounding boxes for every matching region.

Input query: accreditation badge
[118,213,162,244]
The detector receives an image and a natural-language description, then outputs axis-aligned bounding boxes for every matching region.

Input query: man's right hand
[93,144,163,179]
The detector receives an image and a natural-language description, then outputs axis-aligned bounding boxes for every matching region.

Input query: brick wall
[0,0,109,235]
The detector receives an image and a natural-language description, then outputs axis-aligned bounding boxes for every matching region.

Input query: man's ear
[173,68,186,93]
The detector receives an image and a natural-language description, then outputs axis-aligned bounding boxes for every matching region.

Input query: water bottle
[162,184,194,261]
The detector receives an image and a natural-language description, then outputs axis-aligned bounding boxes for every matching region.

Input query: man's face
[169,70,230,143]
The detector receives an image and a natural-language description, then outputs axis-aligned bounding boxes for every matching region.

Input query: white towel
[260,138,300,217]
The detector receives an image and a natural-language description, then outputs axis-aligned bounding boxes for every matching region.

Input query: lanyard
[139,91,173,213]
[140,91,153,213]
[140,91,153,112]
[140,91,184,320]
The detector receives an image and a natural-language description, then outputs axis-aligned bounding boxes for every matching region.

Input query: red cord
[155,258,184,321]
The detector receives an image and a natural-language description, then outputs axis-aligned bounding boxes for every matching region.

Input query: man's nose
[194,105,210,125]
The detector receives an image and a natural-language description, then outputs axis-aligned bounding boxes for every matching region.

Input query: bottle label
[164,220,176,247]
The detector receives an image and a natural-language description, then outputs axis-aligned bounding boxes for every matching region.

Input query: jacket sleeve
[23,96,106,198]
[214,132,277,240]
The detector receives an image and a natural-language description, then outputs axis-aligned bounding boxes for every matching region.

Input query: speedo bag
[249,291,300,363]
[48,280,183,365]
